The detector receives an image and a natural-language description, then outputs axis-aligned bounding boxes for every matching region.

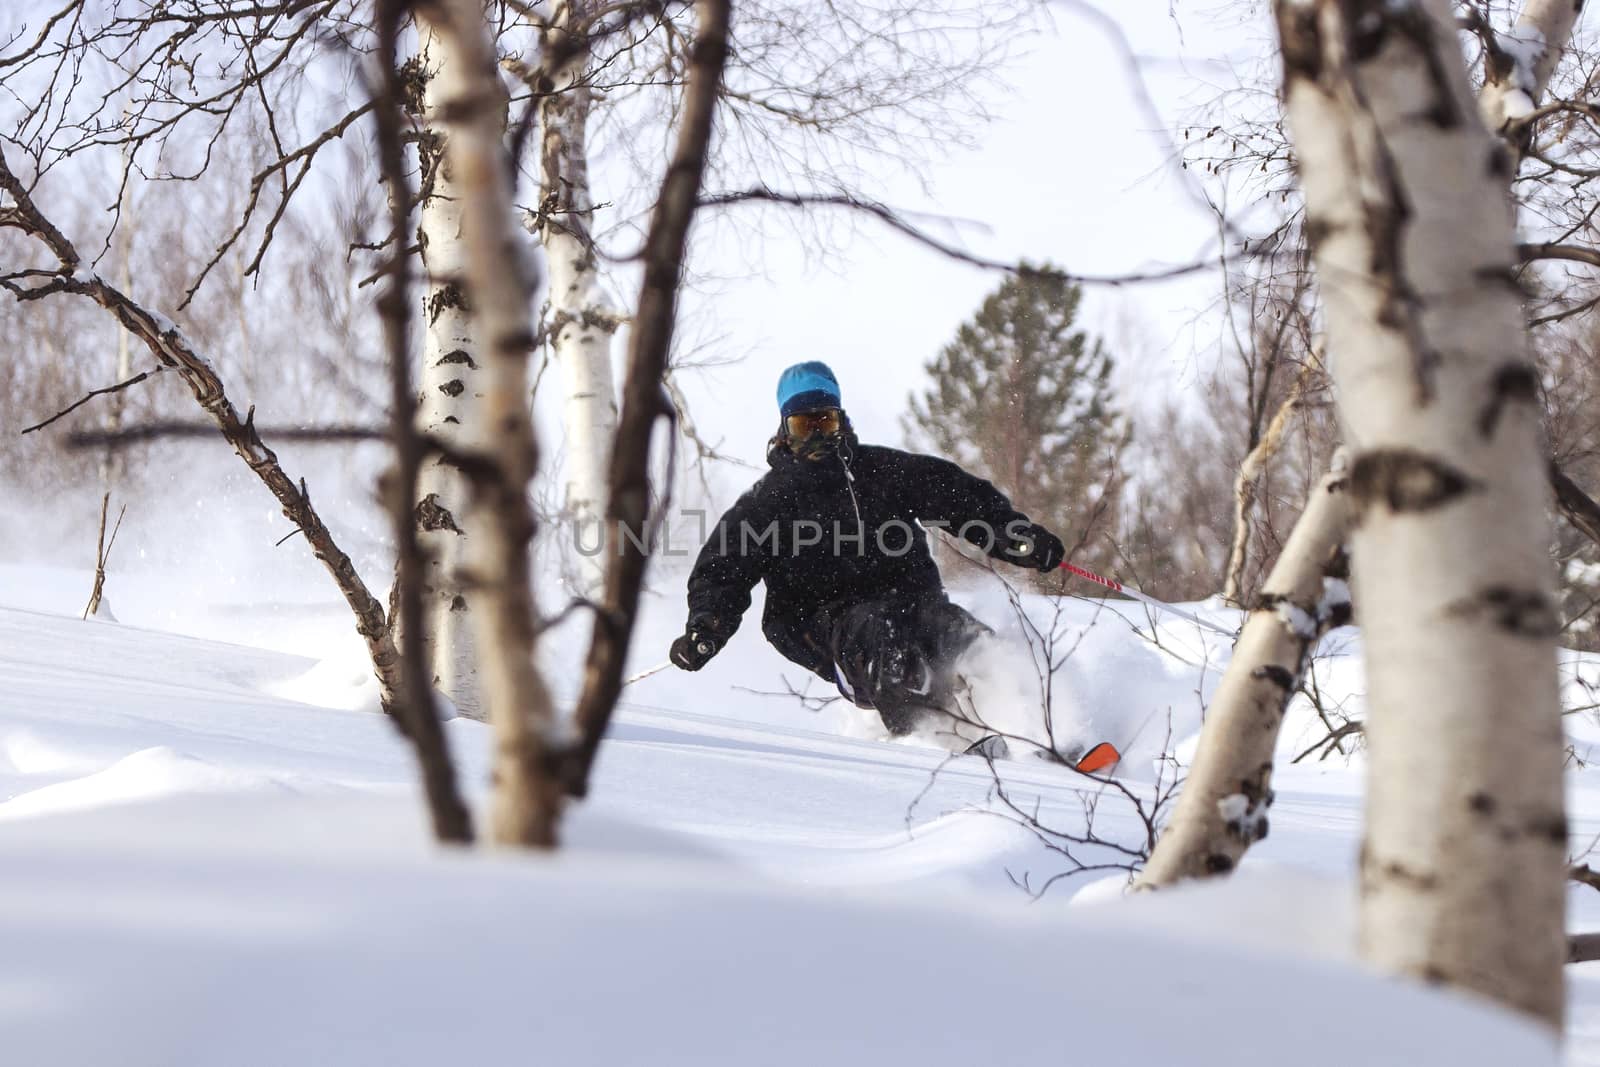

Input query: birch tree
[1476,0,1587,152]
[1138,460,1351,887]
[413,0,565,846]
[524,1,621,603]
[562,0,732,798]
[0,2,488,842]
[1141,0,1590,895]
[1276,0,1566,1026]
[410,24,485,720]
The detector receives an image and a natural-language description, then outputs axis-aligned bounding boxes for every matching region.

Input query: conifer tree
[905,266,1126,580]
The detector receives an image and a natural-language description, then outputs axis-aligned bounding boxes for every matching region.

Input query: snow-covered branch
[1477,0,1583,153]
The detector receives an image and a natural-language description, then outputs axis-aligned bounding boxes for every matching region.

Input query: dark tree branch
[1529,292,1600,327]
[82,494,126,620]
[700,186,1223,286]
[1571,863,1600,894]
[180,100,377,310]
[66,421,384,447]
[21,366,165,435]
[1521,242,1600,270]
[1552,463,1600,552]
[1291,718,1365,765]
[1570,932,1600,964]
[0,144,405,726]
[371,0,473,845]
[563,0,731,798]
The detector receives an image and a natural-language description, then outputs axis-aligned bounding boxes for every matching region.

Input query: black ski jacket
[684,435,1041,678]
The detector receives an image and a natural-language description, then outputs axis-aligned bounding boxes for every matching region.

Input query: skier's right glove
[670,627,722,671]
[1006,523,1066,572]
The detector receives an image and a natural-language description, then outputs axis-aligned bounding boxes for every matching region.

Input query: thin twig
[22,366,165,435]
[700,187,1225,287]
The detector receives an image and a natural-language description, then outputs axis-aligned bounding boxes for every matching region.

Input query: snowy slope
[1,563,1596,1064]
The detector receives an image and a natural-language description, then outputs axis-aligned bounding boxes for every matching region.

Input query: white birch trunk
[1138,460,1352,888]
[412,24,482,719]
[534,7,619,600]
[1223,355,1321,607]
[1478,0,1584,140]
[1276,0,1566,1026]
[418,0,564,847]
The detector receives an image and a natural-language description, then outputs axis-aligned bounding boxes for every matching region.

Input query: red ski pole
[1057,561,1237,639]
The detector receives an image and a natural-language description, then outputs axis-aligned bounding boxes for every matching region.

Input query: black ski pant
[825,592,990,735]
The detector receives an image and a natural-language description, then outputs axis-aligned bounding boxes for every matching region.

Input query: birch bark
[1478,0,1585,147]
[1276,0,1566,1026]
[1138,461,1352,888]
[1222,353,1322,608]
[372,0,475,844]
[534,2,620,600]
[1479,2,1600,585]
[417,0,565,846]
[411,25,483,719]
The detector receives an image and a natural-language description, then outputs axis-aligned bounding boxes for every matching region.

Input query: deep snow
[3,559,1599,1064]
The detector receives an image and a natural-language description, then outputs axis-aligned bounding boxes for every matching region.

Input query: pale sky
[0,0,1266,587]
[541,1,1265,510]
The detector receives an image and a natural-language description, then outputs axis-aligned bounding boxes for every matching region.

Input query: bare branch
[1521,242,1600,270]
[700,186,1224,286]
[65,421,383,448]
[180,101,377,310]
[1571,932,1600,964]
[21,365,165,435]
[0,144,405,727]
[564,0,732,799]
[1569,863,1600,894]
[371,0,474,845]
[1552,463,1600,554]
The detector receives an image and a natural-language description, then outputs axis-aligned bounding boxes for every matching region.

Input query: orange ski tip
[1074,742,1120,774]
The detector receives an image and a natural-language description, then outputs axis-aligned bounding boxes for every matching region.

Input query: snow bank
[0,746,299,822]
[0,561,1594,1064]
[0,794,1559,1067]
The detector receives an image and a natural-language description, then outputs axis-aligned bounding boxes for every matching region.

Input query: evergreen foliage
[905,265,1126,577]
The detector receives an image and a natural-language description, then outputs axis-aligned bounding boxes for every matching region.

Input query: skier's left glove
[1006,523,1066,572]
[670,627,723,671]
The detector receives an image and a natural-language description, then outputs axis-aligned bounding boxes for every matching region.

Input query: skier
[669,361,1067,751]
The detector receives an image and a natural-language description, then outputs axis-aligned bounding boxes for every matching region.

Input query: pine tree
[905,265,1126,580]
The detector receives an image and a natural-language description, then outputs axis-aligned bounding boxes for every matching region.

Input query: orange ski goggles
[784,408,842,440]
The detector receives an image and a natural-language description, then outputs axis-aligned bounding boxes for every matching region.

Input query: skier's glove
[670,628,722,671]
[1007,524,1066,573]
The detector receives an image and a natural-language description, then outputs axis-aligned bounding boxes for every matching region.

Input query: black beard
[794,435,840,461]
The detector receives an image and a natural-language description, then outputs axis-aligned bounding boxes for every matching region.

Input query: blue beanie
[776,361,842,417]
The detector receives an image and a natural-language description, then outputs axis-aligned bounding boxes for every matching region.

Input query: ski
[961,735,1121,773]
[1073,741,1120,774]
